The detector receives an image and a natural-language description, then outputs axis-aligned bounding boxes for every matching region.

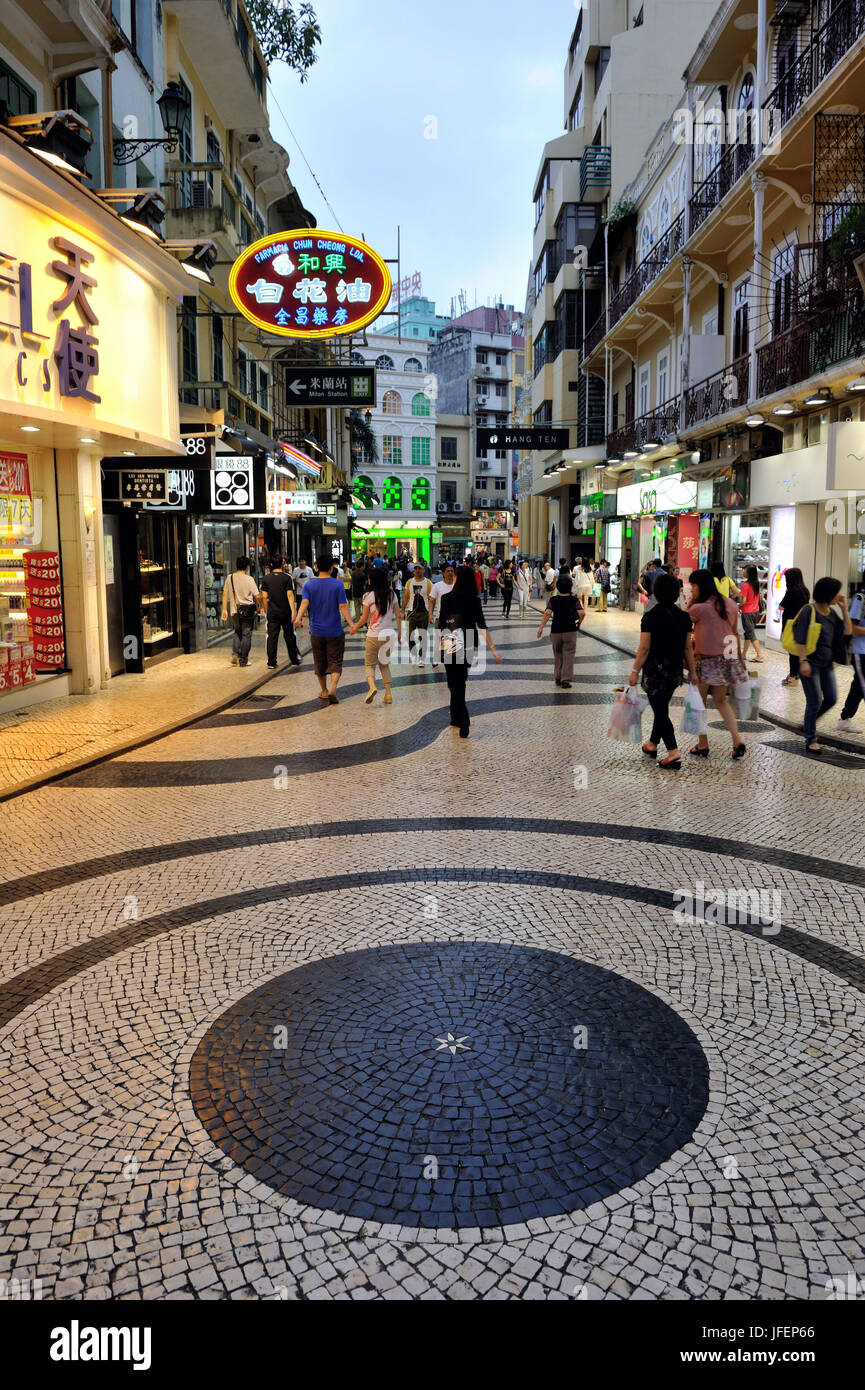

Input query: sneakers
[383,693,393,704]
[365,686,378,704]
[837,718,860,733]
[267,663,278,670]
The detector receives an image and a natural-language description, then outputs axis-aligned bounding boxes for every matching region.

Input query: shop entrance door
[103,513,125,676]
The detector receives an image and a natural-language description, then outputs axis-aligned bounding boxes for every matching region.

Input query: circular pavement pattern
[189,941,710,1229]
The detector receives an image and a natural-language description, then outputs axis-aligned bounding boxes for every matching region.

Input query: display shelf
[141,595,165,605]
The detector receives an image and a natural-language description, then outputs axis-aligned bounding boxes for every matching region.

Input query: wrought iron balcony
[683,355,749,430]
[580,145,612,200]
[584,311,606,357]
[608,211,686,329]
[763,0,865,131]
[689,141,756,236]
[757,295,865,396]
[606,396,680,460]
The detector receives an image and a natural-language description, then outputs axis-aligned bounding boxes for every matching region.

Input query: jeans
[801,661,837,744]
[647,687,678,752]
[266,612,298,664]
[840,653,865,719]
[788,653,800,679]
[232,614,255,664]
[445,662,469,727]
[501,587,513,617]
[550,631,576,682]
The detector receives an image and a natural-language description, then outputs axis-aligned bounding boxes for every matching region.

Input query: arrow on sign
[289,379,304,395]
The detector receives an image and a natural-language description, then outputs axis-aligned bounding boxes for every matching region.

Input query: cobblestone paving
[1,605,864,1300]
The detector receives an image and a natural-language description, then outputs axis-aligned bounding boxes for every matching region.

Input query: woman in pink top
[687,568,747,760]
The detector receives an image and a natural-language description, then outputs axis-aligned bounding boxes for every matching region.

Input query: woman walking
[438,565,501,737]
[794,575,852,754]
[779,567,809,686]
[499,560,516,618]
[536,573,584,688]
[687,568,747,759]
[711,561,740,603]
[575,558,595,609]
[628,573,697,769]
[488,559,499,604]
[349,569,401,704]
[428,562,456,667]
[739,564,764,662]
[515,560,531,617]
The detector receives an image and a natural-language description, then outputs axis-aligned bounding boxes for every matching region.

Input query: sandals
[732,743,747,760]
[641,743,657,758]
[658,753,682,770]
[689,746,709,758]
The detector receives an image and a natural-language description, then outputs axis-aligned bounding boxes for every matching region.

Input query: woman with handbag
[794,576,852,754]
[628,573,697,769]
[687,568,747,760]
[779,568,809,686]
[739,564,764,663]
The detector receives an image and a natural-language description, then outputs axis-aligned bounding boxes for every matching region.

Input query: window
[411,477,431,511]
[353,474,374,505]
[404,357,423,372]
[350,351,366,366]
[440,436,458,460]
[534,162,551,227]
[772,246,794,337]
[475,476,488,490]
[441,481,457,503]
[253,54,264,100]
[657,350,669,405]
[640,223,653,261]
[412,436,431,468]
[703,311,718,336]
[236,12,250,62]
[212,313,224,381]
[638,364,650,416]
[375,354,395,370]
[733,277,750,359]
[534,401,553,425]
[176,76,193,207]
[569,79,584,132]
[495,383,507,398]
[568,13,582,68]
[411,391,431,416]
[383,435,402,466]
[594,46,611,94]
[259,366,269,414]
[0,57,36,117]
[382,476,402,510]
[180,296,198,405]
[659,196,671,235]
[495,353,505,366]
[383,389,402,414]
[221,181,236,228]
[494,477,506,491]
[476,349,489,364]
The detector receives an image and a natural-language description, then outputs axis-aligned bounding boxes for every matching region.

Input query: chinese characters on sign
[121,471,167,501]
[284,366,375,406]
[229,230,392,338]
[0,450,33,538]
[2,237,100,402]
[24,552,65,670]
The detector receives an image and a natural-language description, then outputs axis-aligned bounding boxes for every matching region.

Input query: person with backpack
[779,568,810,686]
[349,568,401,704]
[220,555,261,668]
[794,575,852,754]
[402,560,433,667]
[837,573,865,732]
[260,555,301,669]
[739,564,764,663]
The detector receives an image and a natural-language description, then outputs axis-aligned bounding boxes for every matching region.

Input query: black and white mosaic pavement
[1,608,865,1300]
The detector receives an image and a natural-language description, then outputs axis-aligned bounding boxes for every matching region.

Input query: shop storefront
[0,131,187,708]
[616,474,699,605]
[353,525,433,564]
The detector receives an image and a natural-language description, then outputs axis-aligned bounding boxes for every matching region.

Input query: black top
[260,570,294,616]
[438,590,487,633]
[546,594,581,633]
[779,586,809,621]
[499,568,515,591]
[641,605,692,693]
[351,566,368,597]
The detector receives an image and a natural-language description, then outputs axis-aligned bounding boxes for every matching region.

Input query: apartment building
[348,335,437,564]
[582,0,865,638]
[371,294,450,342]
[519,0,718,566]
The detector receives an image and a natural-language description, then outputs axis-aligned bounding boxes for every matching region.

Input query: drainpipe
[749,172,766,404]
[681,255,693,396]
[604,218,611,436]
[101,63,114,189]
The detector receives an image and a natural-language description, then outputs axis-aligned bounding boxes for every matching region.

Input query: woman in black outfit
[628,573,698,768]
[778,567,810,686]
[536,573,584,687]
[438,566,502,736]
[499,560,515,618]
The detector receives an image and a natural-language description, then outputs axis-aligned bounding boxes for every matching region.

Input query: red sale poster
[24,551,65,669]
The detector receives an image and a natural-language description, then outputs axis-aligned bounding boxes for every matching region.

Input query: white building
[349,335,437,563]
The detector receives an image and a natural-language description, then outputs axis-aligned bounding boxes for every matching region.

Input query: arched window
[739,73,755,111]
[640,223,653,261]
[411,477,431,511]
[382,389,402,414]
[411,391,430,416]
[353,474,374,507]
[659,196,671,235]
[382,435,402,466]
[382,476,402,510]
[350,351,366,366]
[404,357,423,372]
[375,354,395,371]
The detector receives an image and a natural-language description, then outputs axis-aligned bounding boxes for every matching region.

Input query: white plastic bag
[680,683,708,737]
[607,689,644,743]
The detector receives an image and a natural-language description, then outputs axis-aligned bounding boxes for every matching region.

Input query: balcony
[607,397,680,460]
[757,298,865,397]
[580,145,612,201]
[163,0,266,128]
[689,141,756,237]
[763,0,865,132]
[608,211,686,330]
[683,355,749,430]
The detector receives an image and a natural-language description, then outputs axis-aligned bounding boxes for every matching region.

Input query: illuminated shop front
[0,130,187,706]
[353,524,433,564]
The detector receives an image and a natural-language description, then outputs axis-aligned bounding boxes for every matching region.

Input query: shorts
[741,612,757,641]
[365,632,395,669]
[310,634,345,677]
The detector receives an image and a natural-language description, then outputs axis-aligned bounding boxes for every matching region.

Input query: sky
[267,0,576,319]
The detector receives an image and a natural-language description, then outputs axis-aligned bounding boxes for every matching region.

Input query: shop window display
[202,520,247,644]
[0,450,65,698]
[138,514,179,655]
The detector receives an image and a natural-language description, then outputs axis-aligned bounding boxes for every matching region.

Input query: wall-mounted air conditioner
[452,502,463,512]
[436,501,448,512]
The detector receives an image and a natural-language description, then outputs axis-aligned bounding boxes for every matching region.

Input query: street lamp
[113,81,191,165]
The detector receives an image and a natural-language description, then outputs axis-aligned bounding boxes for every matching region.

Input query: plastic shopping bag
[733,679,752,719]
[746,675,762,721]
[679,683,708,737]
[607,689,644,743]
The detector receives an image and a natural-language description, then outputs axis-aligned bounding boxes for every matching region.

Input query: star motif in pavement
[435,1031,470,1056]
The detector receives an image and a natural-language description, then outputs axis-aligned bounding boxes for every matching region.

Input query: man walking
[261,555,300,669]
[221,555,261,668]
[294,555,350,703]
[292,557,314,602]
[403,559,433,666]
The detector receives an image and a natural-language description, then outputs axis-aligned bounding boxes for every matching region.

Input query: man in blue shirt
[837,576,865,731]
[294,554,350,703]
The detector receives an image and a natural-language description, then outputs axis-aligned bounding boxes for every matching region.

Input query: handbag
[781,603,819,656]
[230,573,257,624]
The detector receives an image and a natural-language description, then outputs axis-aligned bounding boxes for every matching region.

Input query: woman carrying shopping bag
[687,568,747,760]
[628,573,697,769]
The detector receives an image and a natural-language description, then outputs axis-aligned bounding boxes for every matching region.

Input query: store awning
[680,454,744,482]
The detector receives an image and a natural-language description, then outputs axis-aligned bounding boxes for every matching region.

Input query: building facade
[372,294,449,342]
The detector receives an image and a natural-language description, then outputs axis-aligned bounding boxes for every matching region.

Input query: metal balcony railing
[757,295,865,396]
[763,0,865,131]
[689,141,756,236]
[683,355,749,429]
[608,211,686,329]
[580,145,611,198]
[607,396,680,459]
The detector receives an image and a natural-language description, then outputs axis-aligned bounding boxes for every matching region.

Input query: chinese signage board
[0,452,30,497]
[229,230,392,339]
[266,491,334,518]
[476,428,570,451]
[616,475,698,515]
[121,470,167,501]
[103,457,267,515]
[284,366,376,406]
